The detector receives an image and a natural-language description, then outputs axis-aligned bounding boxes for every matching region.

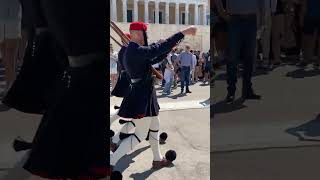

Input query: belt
[68,53,105,67]
[36,28,48,35]
[131,78,142,83]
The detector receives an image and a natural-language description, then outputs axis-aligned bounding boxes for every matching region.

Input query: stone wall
[110,22,210,52]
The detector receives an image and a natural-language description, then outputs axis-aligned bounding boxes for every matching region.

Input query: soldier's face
[130,30,146,46]
[137,31,145,45]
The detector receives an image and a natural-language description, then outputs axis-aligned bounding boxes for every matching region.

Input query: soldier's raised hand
[181,26,197,36]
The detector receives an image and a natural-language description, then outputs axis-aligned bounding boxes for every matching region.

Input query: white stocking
[112,119,135,144]
[148,116,163,161]
[110,110,120,125]
[110,117,151,166]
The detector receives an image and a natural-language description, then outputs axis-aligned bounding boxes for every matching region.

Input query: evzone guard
[109,30,167,148]
[110,21,197,173]
[3,0,110,179]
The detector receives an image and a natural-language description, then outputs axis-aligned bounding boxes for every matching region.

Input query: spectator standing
[194,51,202,82]
[202,51,211,84]
[213,0,228,66]
[270,0,285,66]
[298,0,320,67]
[261,0,278,66]
[177,45,194,94]
[152,62,161,85]
[162,55,174,95]
[110,44,118,91]
[171,48,179,88]
[216,0,264,103]
[0,0,21,97]
[190,50,197,84]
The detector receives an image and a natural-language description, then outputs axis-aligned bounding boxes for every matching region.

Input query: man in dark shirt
[216,0,264,103]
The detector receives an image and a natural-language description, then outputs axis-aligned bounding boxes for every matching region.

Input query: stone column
[175,3,179,25]
[185,3,189,25]
[165,2,170,24]
[134,0,138,21]
[144,0,149,23]
[122,0,127,22]
[203,4,207,25]
[194,3,198,25]
[111,0,117,21]
[155,0,159,24]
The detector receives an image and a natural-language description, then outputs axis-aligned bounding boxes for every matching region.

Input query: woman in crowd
[202,51,210,84]
[194,50,202,83]
[110,44,118,91]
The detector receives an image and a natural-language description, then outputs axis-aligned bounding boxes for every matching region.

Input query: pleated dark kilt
[110,71,130,98]
[118,77,160,119]
[2,31,67,114]
[23,60,110,179]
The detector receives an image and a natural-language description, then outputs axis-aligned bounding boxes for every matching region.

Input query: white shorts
[110,68,117,74]
[0,21,21,42]
[110,62,117,74]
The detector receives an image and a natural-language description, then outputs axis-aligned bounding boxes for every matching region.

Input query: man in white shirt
[110,44,118,91]
[163,54,175,95]
[190,50,197,84]
[152,62,161,85]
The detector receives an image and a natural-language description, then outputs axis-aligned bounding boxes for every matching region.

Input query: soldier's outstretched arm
[137,26,197,62]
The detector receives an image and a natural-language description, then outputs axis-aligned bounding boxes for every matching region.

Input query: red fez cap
[125,33,131,39]
[129,21,148,31]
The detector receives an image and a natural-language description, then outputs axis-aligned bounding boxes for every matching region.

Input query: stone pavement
[212,146,320,180]
[212,64,320,179]
[112,109,210,180]
[111,81,210,180]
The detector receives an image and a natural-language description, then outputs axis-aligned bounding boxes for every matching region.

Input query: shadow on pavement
[168,93,187,99]
[199,84,210,87]
[212,98,247,114]
[215,68,269,81]
[129,164,174,180]
[155,87,163,91]
[116,145,150,173]
[200,98,210,107]
[157,92,187,99]
[286,68,320,79]
[286,114,320,141]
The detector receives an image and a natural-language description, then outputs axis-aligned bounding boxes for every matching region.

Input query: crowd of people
[212,0,320,102]
[213,0,320,68]
[110,44,211,96]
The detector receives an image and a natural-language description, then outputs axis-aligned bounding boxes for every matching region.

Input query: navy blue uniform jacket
[118,32,184,119]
